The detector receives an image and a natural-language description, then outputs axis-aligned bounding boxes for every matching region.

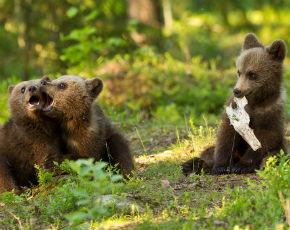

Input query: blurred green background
[0,0,289,123]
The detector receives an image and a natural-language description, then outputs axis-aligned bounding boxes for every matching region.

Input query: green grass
[1,116,289,230]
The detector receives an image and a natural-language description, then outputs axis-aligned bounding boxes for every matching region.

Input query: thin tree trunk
[162,0,173,31]
[127,0,162,28]
[21,0,32,80]
[15,0,32,80]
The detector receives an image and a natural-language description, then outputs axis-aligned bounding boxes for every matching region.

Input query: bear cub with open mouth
[0,77,63,194]
[42,75,134,176]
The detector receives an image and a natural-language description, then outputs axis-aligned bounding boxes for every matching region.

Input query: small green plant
[0,190,24,206]
[214,152,290,229]
[35,164,55,189]
[64,159,124,227]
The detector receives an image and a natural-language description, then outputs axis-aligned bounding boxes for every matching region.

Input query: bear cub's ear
[41,75,51,82]
[243,33,263,50]
[266,39,286,62]
[8,85,15,95]
[85,78,103,99]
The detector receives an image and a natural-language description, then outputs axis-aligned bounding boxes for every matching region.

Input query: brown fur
[182,146,214,175]
[182,33,287,175]
[0,77,62,193]
[41,75,134,176]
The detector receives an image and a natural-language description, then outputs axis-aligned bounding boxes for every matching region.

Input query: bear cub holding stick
[182,33,287,175]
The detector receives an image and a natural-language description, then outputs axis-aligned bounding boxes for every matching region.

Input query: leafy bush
[60,26,129,74]
[97,51,235,122]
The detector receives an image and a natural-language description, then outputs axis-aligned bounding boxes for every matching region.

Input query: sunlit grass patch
[178,118,216,158]
[134,118,216,167]
[91,216,141,229]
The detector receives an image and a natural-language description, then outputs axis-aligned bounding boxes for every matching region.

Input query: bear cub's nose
[40,80,47,85]
[233,88,242,97]
[28,86,37,93]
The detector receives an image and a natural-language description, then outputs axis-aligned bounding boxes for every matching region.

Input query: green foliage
[61,26,128,73]
[35,159,124,228]
[35,165,55,189]
[100,52,234,122]
[36,180,77,224]
[213,152,290,229]
[0,0,289,80]
[0,192,34,227]
[0,0,289,120]
[0,76,22,123]
[0,0,128,79]
[0,159,124,229]
[0,190,24,206]
[65,160,123,227]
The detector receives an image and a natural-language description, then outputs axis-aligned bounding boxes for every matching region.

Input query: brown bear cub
[182,33,287,175]
[41,75,134,176]
[0,77,63,194]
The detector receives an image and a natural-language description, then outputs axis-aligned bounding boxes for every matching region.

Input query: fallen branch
[0,203,23,230]
[226,96,262,151]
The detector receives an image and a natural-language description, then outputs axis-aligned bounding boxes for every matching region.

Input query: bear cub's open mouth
[28,92,53,112]
[42,92,54,112]
[29,96,40,106]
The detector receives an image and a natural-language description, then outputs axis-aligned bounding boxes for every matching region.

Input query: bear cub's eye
[237,70,241,77]
[248,71,258,80]
[21,87,26,93]
[58,83,67,89]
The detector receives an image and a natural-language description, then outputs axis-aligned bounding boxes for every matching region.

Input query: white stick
[226,96,262,151]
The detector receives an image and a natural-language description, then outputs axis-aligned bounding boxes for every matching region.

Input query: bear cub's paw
[212,166,229,174]
[231,164,255,174]
[182,157,208,176]
[182,159,194,176]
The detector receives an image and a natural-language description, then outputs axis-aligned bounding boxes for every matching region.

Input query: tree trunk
[126,0,163,47]
[127,0,162,28]
[15,0,32,80]
[162,0,173,31]
[21,0,32,80]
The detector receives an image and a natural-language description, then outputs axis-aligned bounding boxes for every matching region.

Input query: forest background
[0,0,289,124]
